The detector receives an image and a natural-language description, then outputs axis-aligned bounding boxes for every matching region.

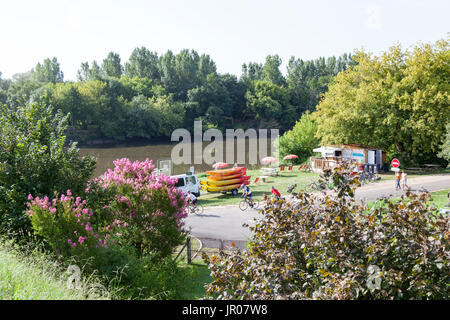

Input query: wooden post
[186,236,192,264]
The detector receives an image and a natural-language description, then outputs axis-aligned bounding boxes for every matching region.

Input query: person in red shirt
[271,186,281,200]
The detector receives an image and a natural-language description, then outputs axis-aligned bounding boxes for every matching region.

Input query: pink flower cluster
[94,158,188,225]
[27,190,111,250]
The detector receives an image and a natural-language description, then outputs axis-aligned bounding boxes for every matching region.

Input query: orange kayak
[206,167,246,177]
[207,171,245,181]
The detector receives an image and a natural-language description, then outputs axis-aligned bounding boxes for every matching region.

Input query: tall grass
[0,238,111,300]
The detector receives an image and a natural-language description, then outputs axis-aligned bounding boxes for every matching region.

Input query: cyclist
[187,191,198,208]
[240,184,254,206]
[271,186,281,200]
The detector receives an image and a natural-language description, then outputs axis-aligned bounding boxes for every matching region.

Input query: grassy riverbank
[196,167,450,207]
[196,168,320,207]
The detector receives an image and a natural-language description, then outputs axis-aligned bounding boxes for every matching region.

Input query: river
[79,137,277,177]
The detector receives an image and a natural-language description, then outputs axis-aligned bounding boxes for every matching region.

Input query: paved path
[184,174,450,248]
[354,174,450,202]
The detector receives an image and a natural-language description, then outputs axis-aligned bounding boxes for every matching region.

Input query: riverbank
[196,168,319,207]
[196,167,450,207]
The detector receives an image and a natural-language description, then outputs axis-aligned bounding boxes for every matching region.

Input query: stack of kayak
[200,166,250,193]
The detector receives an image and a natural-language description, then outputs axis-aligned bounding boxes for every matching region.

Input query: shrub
[203,163,449,299]
[91,158,188,260]
[277,111,319,164]
[94,245,191,300]
[0,102,96,237]
[26,191,115,262]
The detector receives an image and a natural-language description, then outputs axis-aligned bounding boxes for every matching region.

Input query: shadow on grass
[177,261,212,300]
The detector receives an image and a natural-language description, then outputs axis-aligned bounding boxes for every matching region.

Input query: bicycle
[239,196,260,211]
[359,171,380,185]
[287,183,298,196]
[187,202,204,215]
[305,181,329,192]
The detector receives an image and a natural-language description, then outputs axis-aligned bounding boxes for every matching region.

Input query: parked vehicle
[172,173,201,197]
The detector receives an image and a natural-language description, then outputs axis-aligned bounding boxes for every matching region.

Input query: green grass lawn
[197,168,320,207]
[196,167,450,207]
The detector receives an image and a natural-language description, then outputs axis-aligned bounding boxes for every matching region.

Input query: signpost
[391,158,400,168]
[390,158,400,172]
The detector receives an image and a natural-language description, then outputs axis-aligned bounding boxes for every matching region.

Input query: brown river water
[79,137,276,177]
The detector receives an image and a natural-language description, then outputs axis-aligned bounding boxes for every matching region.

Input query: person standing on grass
[395,170,402,191]
[401,170,408,190]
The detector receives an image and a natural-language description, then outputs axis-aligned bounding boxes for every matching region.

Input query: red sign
[391,158,400,168]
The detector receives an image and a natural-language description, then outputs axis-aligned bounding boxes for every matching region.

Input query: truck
[171,172,201,197]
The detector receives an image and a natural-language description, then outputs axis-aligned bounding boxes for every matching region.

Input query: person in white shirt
[401,170,408,190]
[187,191,197,207]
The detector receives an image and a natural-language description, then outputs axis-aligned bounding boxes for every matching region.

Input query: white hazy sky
[0,0,448,81]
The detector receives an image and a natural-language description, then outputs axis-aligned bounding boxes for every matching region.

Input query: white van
[172,173,200,197]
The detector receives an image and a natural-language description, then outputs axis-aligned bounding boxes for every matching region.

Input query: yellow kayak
[202,181,249,192]
[206,177,250,187]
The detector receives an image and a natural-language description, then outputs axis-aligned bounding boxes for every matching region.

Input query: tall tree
[102,51,123,78]
[174,49,200,100]
[241,62,263,84]
[261,54,285,86]
[198,54,217,81]
[76,61,103,82]
[88,61,103,81]
[125,47,160,80]
[287,53,355,114]
[77,62,91,82]
[245,80,296,129]
[158,50,178,96]
[32,57,64,84]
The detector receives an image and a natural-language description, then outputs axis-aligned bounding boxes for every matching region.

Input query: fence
[174,235,203,264]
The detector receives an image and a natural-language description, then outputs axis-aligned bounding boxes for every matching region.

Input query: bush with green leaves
[203,163,449,299]
[89,158,188,260]
[277,111,320,164]
[0,102,96,237]
[26,191,117,263]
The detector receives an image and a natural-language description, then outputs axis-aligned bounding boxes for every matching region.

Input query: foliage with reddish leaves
[203,163,449,299]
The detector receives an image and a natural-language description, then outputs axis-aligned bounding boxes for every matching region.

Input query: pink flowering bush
[26,190,115,260]
[90,158,188,259]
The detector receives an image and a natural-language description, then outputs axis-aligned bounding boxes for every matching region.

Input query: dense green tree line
[0,48,354,143]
